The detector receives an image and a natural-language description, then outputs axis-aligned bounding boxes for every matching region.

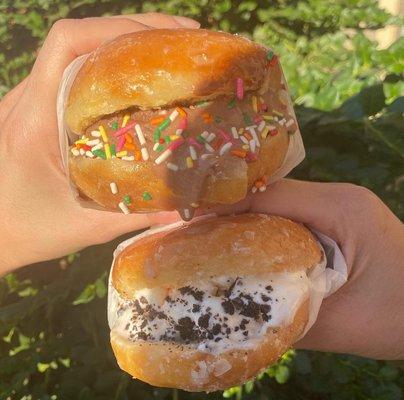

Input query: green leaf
[3,327,15,343]
[95,273,107,299]
[37,362,50,373]
[9,333,31,356]
[72,284,96,306]
[223,386,242,398]
[58,357,71,368]
[274,365,290,384]
[67,253,80,264]
[4,274,19,292]
[18,287,38,298]
[244,380,254,393]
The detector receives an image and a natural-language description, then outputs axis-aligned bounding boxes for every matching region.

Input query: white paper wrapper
[57,45,305,214]
[107,216,348,352]
[57,55,88,173]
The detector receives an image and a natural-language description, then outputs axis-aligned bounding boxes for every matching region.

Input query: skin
[210,180,404,360]
[0,14,198,273]
[0,14,403,361]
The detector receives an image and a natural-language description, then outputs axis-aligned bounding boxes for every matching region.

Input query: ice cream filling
[110,271,310,352]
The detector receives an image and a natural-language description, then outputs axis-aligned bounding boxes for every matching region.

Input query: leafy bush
[0,1,403,399]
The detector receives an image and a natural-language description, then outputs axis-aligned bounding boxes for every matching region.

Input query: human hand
[210,179,404,360]
[0,13,199,275]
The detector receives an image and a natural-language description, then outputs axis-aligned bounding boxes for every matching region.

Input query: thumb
[88,210,181,245]
[208,178,363,244]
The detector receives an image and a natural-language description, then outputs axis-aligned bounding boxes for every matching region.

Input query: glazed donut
[65,29,300,220]
[108,214,324,391]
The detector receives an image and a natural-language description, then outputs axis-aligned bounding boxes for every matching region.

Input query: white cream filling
[109,271,310,353]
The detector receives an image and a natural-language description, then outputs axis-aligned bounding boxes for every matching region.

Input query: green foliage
[223,350,295,398]
[0,0,403,399]
[1,0,403,109]
[72,271,107,305]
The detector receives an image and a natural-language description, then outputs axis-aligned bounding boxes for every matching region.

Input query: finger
[85,210,181,245]
[207,179,352,241]
[20,17,153,139]
[114,12,200,28]
[29,17,151,94]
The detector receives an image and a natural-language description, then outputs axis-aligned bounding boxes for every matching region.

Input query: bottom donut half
[111,298,308,392]
[108,214,324,392]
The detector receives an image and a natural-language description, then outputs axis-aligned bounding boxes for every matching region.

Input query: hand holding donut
[211,179,404,360]
[0,14,200,275]
[0,13,403,392]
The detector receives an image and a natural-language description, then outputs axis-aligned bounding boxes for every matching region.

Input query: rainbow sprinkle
[158,118,171,131]
[122,114,131,128]
[195,100,209,108]
[189,146,197,160]
[189,137,203,149]
[117,135,126,152]
[231,149,247,158]
[219,142,232,156]
[110,182,118,194]
[261,125,270,139]
[186,157,194,168]
[142,192,152,201]
[227,97,236,109]
[236,78,244,100]
[168,109,179,122]
[123,195,132,205]
[114,121,136,137]
[99,125,108,143]
[104,143,111,159]
[178,118,188,130]
[150,115,166,126]
[167,162,179,171]
[92,149,106,159]
[243,113,252,124]
[116,151,127,158]
[141,147,149,161]
[118,202,130,214]
[135,124,146,146]
[252,96,258,113]
[231,127,239,139]
[155,138,184,165]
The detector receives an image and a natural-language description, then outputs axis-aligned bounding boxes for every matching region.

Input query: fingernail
[173,16,201,28]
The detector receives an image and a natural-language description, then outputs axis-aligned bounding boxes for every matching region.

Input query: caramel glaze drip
[71,60,297,220]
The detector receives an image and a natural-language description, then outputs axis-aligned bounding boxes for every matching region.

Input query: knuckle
[335,183,384,222]
[49,18,77,40]
[346,184,381,207]
[51,18,72,33]
[145,11,168,19]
